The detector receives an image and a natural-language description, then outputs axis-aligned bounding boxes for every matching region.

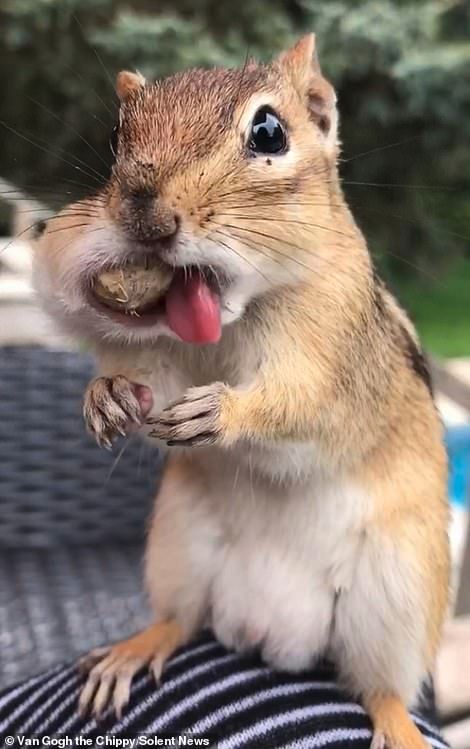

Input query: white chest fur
[201,463,370,671]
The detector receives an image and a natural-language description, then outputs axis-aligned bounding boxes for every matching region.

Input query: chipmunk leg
[365,694,428,749]
[148,378,319,447]
[79,454,215,719]
[79,619,184,720]
[332,505,448,749]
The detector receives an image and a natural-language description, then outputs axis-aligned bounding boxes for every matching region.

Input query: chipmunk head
[35,34,341,345]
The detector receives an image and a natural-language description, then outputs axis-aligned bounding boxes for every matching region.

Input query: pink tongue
[165,270,221,344]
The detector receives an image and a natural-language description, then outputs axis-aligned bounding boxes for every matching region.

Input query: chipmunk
[33,35,449,749]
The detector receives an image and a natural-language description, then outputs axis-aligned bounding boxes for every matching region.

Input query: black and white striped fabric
[0,632,447,748]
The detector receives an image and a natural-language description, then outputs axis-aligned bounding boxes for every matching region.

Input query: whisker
[373,250,439,282]
[343,180,453,191]
[215,224,317,276]
[211,219,353,251]
[206,192,347,212]
[50,185,107,200]
[341,136,423,164]
[39,216,99,227]
[13,198,101,215]
[0,178,107,199]
[62,62,115,120]
[213,214,457,284]
[0,121,106,186]
[45,223,106,257]
[352,203,470,245]
[234,48,253,133]
[105,437,132,484]
[0,183,98,205]
[206,232,271,285]
[218,198,470,256]
[28,97,111,170]
[217,201,342,213]
[38,221,94,236]
[73,15,117,97]
[199,176,288,206]
[217,213,337,230]
[22,128,108,185]
[0,216,95,256]
[1,191,70,203]
[214,227,302,281]
[26,211,100,225]
[14,206,71,216]
[4,195,104,209]
[217,216,451,282]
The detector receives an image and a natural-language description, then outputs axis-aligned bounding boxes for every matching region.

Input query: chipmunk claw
[78,646,112,675]
[83,376,153,448]
[77,621,182,719]
[149,653,165,684]
[78,649,142,720]
[148,382,226,447]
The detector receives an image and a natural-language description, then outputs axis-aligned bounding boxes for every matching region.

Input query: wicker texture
[0,346,160,547]
[0,346,159,686]
[0,546,151,687]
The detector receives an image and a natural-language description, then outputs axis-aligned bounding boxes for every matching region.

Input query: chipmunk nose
[123,189,181,246]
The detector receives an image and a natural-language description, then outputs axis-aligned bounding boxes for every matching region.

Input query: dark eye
[249,106,287,155]
[110,124,119,157]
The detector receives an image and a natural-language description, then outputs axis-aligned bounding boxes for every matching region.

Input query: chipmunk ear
[278,34,338,154]
[277,34,321,84]
[116,71,146,101]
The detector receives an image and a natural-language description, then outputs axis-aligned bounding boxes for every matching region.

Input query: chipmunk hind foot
[367,694,429,749]
[78,619,184,720]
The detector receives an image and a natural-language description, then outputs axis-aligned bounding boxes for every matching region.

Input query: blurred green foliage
[0,0,469,347]
[400,259,470,356]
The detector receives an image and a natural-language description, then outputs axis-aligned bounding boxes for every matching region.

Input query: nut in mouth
[91,259,173,318]
[88,259,227,341]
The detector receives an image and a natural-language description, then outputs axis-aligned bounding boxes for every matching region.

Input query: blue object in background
[446,425,470,508]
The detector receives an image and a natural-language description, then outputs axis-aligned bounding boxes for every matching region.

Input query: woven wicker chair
[0,345,161,688]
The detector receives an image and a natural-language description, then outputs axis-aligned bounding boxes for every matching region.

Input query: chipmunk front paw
[147,382,228,447]
[83,375,153,449]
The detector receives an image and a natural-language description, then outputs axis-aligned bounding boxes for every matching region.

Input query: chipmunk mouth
[87,260,224,344]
